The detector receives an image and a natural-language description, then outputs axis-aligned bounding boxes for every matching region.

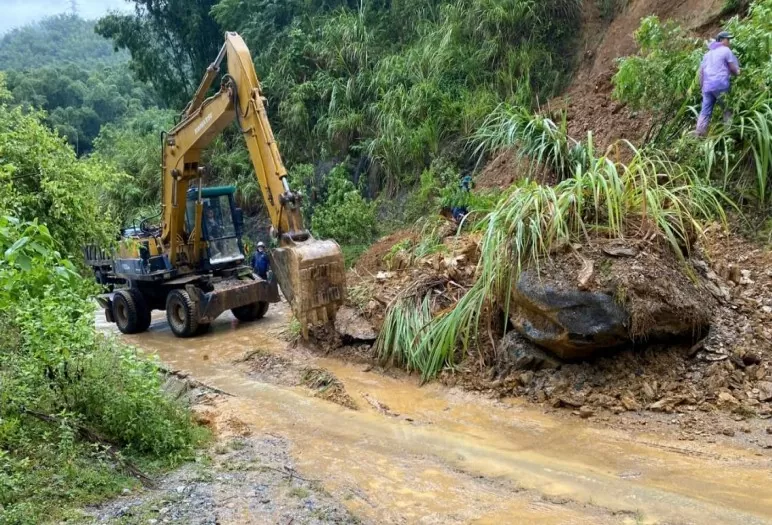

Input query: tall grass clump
[384,110,729,380]
[472,104,591,180]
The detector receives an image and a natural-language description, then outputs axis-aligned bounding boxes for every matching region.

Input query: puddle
[100,303,772,524]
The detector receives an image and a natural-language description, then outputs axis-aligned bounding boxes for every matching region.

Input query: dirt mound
[476,150,558,190]
[236,350,358,410]
[302,369,358,410]
[443,225,772,419]
[354,229,417,275]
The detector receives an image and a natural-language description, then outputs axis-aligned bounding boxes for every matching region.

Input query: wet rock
[335,307,377,341]
[757,382,772,402]
[509,264,711,359]
[509,271,630,359]
[499,331,562,371]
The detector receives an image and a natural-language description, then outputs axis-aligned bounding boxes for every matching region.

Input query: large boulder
[508,243,714,359]
[510,271,630,359]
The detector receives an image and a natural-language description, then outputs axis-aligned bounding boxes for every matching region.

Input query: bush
[0,217,205,523]
[311,165,378,245]
[0,90,121,256]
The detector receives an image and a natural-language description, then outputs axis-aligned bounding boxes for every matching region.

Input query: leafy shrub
[311,165,377,245]
[0,91,121,255]
[0,217,205,522]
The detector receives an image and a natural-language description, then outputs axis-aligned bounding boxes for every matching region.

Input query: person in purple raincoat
[695,31,740,137]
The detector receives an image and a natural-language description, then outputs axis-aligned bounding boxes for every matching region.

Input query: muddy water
[102,304,772,524]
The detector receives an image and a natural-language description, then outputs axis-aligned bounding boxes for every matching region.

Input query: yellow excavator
[85,32,346,338]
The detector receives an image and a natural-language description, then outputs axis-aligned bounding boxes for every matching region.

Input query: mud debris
[341,219,772,434]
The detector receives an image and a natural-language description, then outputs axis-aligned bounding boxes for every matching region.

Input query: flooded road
[101,303,772,524]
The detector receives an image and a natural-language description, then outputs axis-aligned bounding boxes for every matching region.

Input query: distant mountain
[0,0,129,35]
[0,14,126,71]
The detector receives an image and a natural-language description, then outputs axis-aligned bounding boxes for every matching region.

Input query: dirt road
[100,303,772,524]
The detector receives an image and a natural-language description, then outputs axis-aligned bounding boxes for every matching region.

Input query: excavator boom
[162,32,345,331]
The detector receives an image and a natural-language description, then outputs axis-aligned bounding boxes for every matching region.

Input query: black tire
[231,301,269,323]
[166,289,199,338]
[195,323,211,336]
[112,290,144,334]
[128,288,152,333]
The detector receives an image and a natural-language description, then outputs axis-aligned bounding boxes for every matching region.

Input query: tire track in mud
[102,304,772,524]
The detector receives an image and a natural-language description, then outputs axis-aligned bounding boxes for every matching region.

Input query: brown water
[101,304,772,524]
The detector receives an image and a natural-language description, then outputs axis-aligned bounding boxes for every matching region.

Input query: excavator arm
[161,32,345,330]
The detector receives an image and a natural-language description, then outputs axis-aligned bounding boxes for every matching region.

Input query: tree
[96,0,222,106]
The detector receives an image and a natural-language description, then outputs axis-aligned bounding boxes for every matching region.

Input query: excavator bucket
[270,236,346,335]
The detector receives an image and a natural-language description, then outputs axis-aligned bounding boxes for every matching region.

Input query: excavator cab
[186,186,246,269]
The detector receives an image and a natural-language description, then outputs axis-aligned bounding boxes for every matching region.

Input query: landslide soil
[554,0,726,151]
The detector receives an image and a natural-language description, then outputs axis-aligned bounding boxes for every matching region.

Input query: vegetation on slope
[0,76,205,524]
[0,14,160,155]
[374,0,771,380]
[613,0,771,206]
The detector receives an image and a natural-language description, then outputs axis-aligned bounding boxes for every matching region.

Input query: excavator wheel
[166,289,199,338]
[128,288,152,333]
[231,301,269,323]
[112,289,150,335]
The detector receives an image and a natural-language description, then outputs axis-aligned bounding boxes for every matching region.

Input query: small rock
[148,520,158,525]
[579,406,594,419]
[519,371,534,386]
[743,353,762,366]
[553,395,585,409]
[122,488,131,495]
[375,271,393,282]
[721,428,735,437]
[718,392,740,406]
[642,382,656,401]
[757,382,772,402]
[728,265,742,285]
[650,398,673,412]
[766,427,772,435]
[621,394,641,411]
[175,485,186,494]
[740,425,751,434]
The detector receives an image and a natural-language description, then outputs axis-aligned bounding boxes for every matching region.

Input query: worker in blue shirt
[251,241,270,279]
[451,175,474,222]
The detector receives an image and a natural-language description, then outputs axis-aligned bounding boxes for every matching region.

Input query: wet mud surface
[95,301,772,524]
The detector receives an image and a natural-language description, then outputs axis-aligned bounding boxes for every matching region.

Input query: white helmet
[257,241,265,248]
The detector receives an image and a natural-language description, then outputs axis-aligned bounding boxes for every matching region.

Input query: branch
[20,407,156,488]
